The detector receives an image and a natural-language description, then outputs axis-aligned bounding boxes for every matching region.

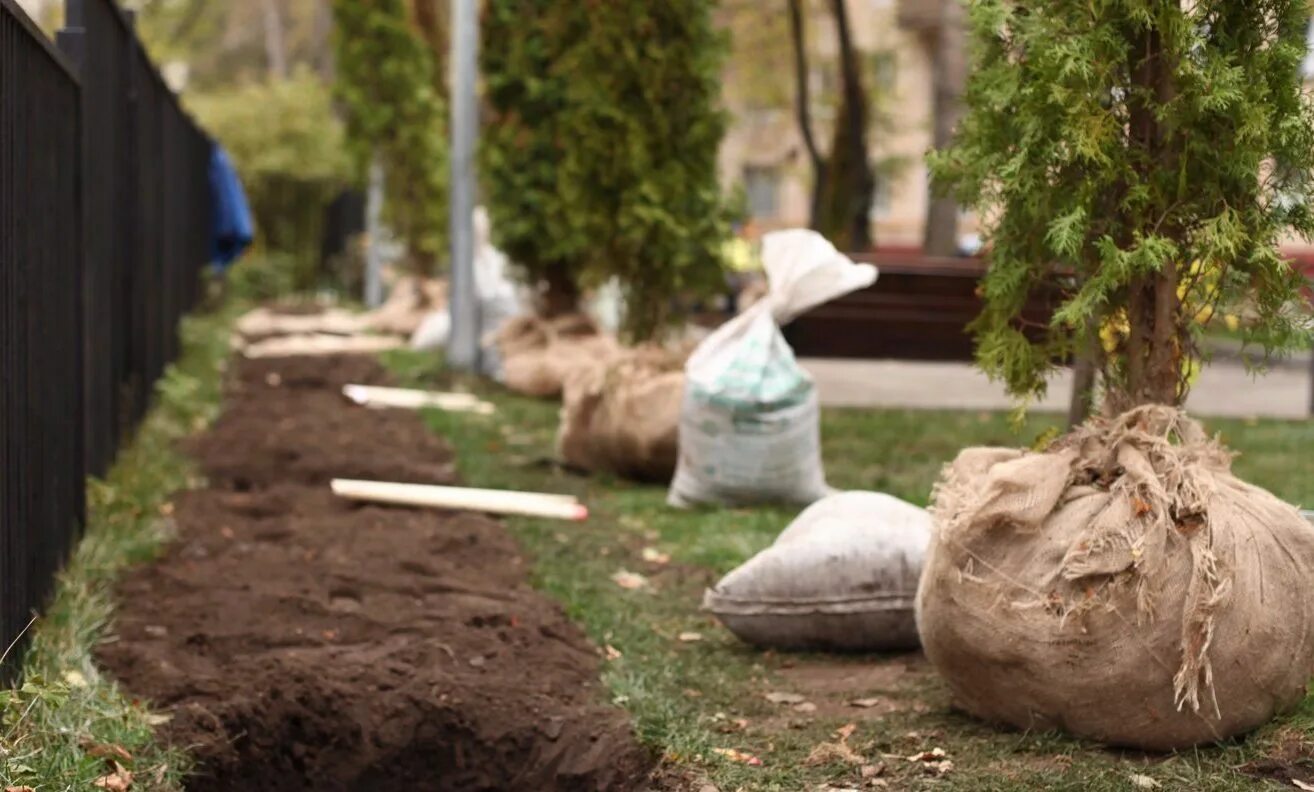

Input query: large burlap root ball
[916,406,1314,751]
[557,345,684,482]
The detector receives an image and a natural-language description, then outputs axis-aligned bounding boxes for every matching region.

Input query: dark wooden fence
[0,0,212,676]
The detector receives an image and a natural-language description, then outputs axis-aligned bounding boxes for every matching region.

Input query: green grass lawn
[384,348,1314,791]
[0,306,236,792]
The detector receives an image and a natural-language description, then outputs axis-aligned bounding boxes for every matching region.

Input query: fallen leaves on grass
[764,691,805,705]
[1128,774,1160,789]
[641,547,670,565]
[611,570,648,590]
[1293,781,1314,791]
[82,741,133,763]
[6,786,36,792]
[711,712,749,733]
[907,747,953,776]
[604,645,623,660]
[677,632,703,643]
[805,723,864,767]
[144,712,172,726]
[93,762,134,791]
[712,747,762,766]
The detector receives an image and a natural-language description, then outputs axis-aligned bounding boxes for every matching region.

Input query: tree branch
[787,0,823,174]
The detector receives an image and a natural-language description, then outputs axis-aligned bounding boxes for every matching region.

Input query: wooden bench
[782,251,1057,362]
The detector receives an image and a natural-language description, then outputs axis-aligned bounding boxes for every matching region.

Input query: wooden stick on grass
[331,479,588,521]
[342,384,496,415]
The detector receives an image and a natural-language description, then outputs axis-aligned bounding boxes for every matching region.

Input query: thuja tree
[480,0,586,316]
[933,1,1314,409]
[332,0,447,271]
[481,0,733,338]
[556,0,734,340]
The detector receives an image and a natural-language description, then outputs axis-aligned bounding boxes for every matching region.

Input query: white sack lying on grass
[495,314,618,399]
[557,345,686,482]
[365,276,448,337]
[916,406,1314,751]
[668,229,876,507]
[235,306,367,339]
[409,208,527,380]
[704,491,931,651]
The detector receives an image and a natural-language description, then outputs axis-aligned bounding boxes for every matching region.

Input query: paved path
[803,354,1314,419]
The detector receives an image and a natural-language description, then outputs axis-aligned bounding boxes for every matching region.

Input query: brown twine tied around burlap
[918,406,1314,750]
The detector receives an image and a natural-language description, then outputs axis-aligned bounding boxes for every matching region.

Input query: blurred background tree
[187,70,349,290]
[332,0,447,274]
[482,0,732,339]
[480,0,586,316]
[556,0,733,340]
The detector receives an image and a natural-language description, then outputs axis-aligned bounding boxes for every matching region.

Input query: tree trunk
[817,0,875,251]
[540,260,580,318]
[787,0,826,228]
[1120,20,1181,407]
[923,0,967,257]
[259,0,289,80]
[314,0,335,81]
[411,0,448,98]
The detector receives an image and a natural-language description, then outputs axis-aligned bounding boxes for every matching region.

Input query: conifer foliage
[481,0,733,340]
[332,0,447,271]
[933,1,1314,407]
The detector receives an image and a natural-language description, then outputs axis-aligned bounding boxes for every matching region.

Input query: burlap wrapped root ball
[916,406,1314,751]
[495,314,617,399]
[557,345,685,483]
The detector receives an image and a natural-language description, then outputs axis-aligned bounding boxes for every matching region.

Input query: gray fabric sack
[704,491,932,652]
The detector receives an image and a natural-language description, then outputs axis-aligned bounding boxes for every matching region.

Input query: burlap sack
[496,314,617,399]
[365,276,448,337]
[557,345,685,482]
[916,406,1314,750]
[705,491,932,651]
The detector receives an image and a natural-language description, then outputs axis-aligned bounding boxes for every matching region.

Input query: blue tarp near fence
[209,144,254,270]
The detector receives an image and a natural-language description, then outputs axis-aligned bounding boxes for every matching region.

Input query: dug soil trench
[98,354,656,791]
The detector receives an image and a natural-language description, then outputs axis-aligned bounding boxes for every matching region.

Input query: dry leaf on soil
[764,691,805,705]
[711,747,762,766]
[793,702,818,714]
[82,741,133,763]
[92,762,133,791]
[849,697,884,709]
[907,747,952,777]
[1128,774,1161,790]
[1293,781,1314,792]
[804,740,863,767]
[611,570,648,590]
[641,547,671,565]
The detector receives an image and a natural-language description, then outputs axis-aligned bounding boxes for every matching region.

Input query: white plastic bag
[410,207,527,371]
[703,491,932,651]
[667,229,876,506]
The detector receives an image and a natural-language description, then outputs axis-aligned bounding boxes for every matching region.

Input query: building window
[870,174,892,220]
[744,165,781,220]
[870,51,898,95]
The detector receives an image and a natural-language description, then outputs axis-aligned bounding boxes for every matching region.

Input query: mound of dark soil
[98,353,654,791]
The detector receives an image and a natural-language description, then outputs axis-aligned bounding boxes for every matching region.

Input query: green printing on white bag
[698,333,809,412]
